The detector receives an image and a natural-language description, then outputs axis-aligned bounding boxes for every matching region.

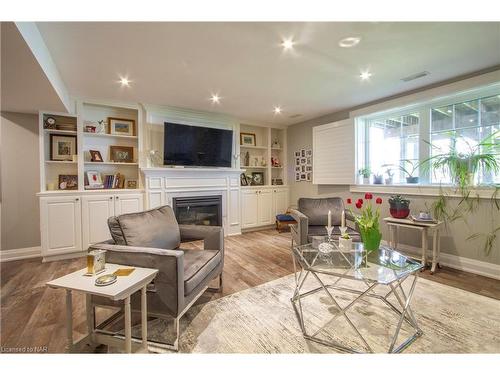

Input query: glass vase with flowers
[346,193,383,253]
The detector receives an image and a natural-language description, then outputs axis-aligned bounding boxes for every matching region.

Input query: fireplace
[172,195,222,226]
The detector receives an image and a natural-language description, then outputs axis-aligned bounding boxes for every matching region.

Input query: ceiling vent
[289,114,302,118]
[401,71,430,82]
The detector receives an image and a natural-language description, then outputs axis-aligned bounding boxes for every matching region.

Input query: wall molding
[1,246,41,262]
[381,240,500,280]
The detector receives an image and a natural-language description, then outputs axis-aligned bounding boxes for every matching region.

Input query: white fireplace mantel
[141,167,244,235]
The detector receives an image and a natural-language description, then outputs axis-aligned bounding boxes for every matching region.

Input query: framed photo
[240,173,248,186]
[295,166,300,172]
[295,157,300,165]
[86,171,102,187]
[306,172,312,181]
[300,158,307,164]
[300,173,307,181]
[301,165,306,172]
[50,134,77,161]
[301,149,306,157]
[306,149,312,157]
[108,117,135,136]
[125,179,138,189]
[306,165,313,172]
[240,132,256,146]
[58,175,78,190]
[295,151,301,157]
[251,172,264,186]
[272,178,283,185]
[89,150,103,162]
[110,146,134,163]
[295,173,300,182]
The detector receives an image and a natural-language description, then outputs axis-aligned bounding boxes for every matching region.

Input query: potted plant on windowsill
[346,194,383,253]
[385,167,394,185]
[373,172,384,184]
[383,160,419,183]
[358,167,371,184]
[388,194,411,219]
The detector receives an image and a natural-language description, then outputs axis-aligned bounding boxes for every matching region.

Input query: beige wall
[0,112,40,250]
[286,89,500,266]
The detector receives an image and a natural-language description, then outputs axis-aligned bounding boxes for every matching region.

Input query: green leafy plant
[388,194,410,206]
[358,167,371,178]
[421,130,500,254]
[382,160,419,183]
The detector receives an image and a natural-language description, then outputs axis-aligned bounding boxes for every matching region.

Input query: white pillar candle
[328,210,332,228]
[341,210,346,228]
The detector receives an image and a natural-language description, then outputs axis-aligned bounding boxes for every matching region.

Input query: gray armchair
[88,205,224,351]
[289,197,361,246]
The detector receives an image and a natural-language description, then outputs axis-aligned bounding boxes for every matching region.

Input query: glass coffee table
[291,236,423,353]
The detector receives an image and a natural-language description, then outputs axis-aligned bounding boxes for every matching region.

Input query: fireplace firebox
[172,195,222,226]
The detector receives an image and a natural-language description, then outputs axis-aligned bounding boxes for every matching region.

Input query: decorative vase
[373,176,383,184]
[360,227,382,252]
[339,237,352,252]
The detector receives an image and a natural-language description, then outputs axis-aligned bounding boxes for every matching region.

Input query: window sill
[349,184,498,199]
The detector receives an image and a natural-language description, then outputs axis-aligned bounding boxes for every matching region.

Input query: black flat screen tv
[163,122,233,167]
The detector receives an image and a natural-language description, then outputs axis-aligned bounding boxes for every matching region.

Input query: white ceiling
[35,22,500,125]
[1,22,67,114]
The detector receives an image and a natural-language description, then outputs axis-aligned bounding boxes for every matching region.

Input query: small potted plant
[339,232,352,252]
[388,194,411,219]
[358,167,371,184]
[373,172,384,184]
[400,160,419,183]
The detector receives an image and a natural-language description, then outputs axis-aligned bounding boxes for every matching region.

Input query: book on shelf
[104,173,126,189]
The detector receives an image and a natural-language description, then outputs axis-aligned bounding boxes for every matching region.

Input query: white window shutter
[312,118,355,185]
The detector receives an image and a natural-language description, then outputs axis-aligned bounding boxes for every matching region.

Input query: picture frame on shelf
[86,171,103,188]
[58,175,78,190]
[240,173,248,186]
[240,132,256,146]
[89,150,103,162]
[251,172,264,186]
[125,179,138,189]
[108,117,135,136]
[50,134,77,161]
[109,146,134,163]
[272,178,283,185]
[44,116,57,129]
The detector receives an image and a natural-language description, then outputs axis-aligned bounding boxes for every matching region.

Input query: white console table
[384,217,443,274]
[47,264,158,353]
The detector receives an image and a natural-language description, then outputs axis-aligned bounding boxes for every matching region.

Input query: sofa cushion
[107,205,181,249]
[298,197,345,226]
[182,249,221,296]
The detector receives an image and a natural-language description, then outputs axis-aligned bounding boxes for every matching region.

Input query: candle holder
[325,226,334,241]
[339,226,348,237]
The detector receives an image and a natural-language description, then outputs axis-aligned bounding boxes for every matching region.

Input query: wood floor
[1,228,499,353]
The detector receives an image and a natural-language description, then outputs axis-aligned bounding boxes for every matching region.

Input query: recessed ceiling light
[210,93,220,104]
[119,77,130,87]
[360,71,372,81]
[339,37,361,48]
[447,109,452,113]
[273,106,282,114]
[281,38,294,51]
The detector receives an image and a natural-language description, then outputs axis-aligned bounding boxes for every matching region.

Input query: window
[357,88,500,186]
[365,112,420,184]
[430,94,500,184]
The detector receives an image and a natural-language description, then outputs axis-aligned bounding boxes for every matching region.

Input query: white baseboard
[42,251,86,263]
[381,240,500,280]
[0,246,42,262]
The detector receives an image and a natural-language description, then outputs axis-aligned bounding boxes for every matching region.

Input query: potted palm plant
[382,160,419,183]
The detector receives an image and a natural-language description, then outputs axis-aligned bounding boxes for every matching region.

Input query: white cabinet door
[114,193,144,215]
[258,189,274,225]
[241,190,259,228]
[273,188,289,216]
[82,195,115,250]
[40,196,82,256]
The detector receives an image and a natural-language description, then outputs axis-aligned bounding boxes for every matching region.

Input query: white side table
[383,217,443,274]
[47,263,158,353]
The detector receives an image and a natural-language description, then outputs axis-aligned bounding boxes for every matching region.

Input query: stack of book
[104,173,125,189]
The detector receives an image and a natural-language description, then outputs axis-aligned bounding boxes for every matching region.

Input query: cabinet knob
[109,196,113,200]
[115,196,119,199]
[75,198,79,201]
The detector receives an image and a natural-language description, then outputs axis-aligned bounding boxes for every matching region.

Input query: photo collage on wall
[294,149,312,182]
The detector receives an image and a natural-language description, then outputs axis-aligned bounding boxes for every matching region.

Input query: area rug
[136,274,500,353]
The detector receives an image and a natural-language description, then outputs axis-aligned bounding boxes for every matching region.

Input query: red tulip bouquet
[346,193,383,252]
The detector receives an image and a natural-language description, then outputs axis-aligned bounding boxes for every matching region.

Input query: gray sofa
[289,197,361,246]
[88,205,224,351]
